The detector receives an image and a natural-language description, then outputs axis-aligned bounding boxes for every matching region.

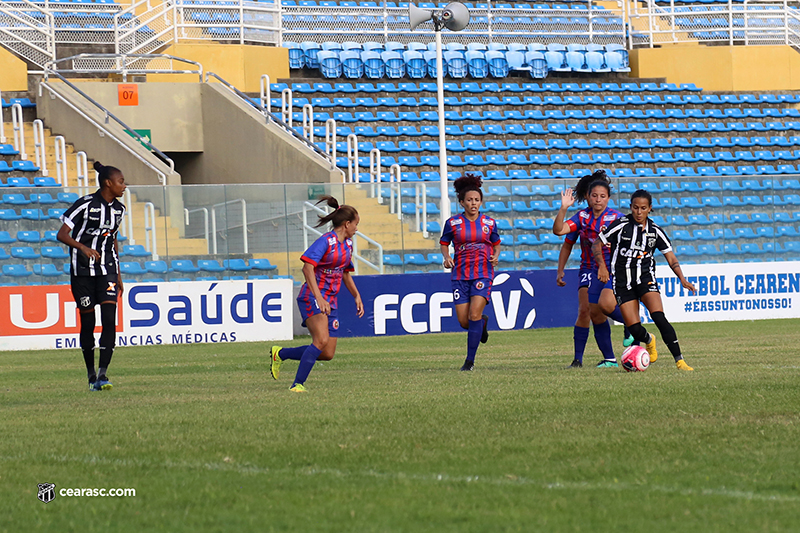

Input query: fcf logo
[38,483,56,504]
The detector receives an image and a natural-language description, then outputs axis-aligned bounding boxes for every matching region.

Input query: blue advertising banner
[336,269,580,338]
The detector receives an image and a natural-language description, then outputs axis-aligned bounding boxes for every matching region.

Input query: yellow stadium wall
[0,48,28,91]
[149,43,289,92]
[631,45,800,92]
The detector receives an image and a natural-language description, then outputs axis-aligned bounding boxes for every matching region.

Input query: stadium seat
[171,259,200,274]
[40,246,70,260]
[121,245,151,257]
[250,259,278,271]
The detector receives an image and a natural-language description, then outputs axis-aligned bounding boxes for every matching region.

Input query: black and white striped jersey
[60,190,126,277]
[598,215,673,291]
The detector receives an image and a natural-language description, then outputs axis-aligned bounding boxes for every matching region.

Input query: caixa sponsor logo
[372,272,536,335]
[127,282,283,327]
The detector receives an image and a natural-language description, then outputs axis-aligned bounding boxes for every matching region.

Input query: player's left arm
[489,221,501,268]
[115,236,124,297]
[662,250,696,294]
[343,272,364,318]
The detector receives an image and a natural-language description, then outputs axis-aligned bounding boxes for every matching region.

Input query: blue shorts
[297,293,341,337]
[452,278,492,305]
[578,268,593,290]
[587,269,614,305]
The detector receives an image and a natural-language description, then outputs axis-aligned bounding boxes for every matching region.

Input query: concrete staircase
[250,185,439,280]
[11,120,208,257]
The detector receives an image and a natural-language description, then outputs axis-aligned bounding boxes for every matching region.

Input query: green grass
[2,319,800,532]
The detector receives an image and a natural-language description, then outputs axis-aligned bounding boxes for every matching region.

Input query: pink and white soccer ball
[621,345,650,372]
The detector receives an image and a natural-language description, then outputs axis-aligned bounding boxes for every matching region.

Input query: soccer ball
[621,345,650,372]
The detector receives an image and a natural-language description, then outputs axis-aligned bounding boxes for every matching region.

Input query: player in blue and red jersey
[269,196,364,392]
[553,171,633,369]
[440,174,501,371]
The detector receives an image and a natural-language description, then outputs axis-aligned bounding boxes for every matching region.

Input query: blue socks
[466,319,482,363]
[593,320,615,361]
[607,306,625,324]
[293,344,322,386]
[573,326,589,363]
[278,345,306,361]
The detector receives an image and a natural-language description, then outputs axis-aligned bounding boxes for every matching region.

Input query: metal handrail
[301,200,383,275]
[184,207,210,254]
[47,53,203,82]
[143,201,158,260]
[210,198,248,255]
[204,71,333,166]
[39,79,169,186]
[41,66,175,175]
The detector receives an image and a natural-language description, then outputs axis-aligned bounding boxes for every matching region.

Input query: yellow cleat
[289,383,307,393]
[645,334,658,363]
[270,346,283,380]
[676,359,694,371]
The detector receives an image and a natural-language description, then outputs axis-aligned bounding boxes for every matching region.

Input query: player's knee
[100,302,116,326]
[576,305,591,323]
[318,350,334,361]
[589,305,606,324]
[650,311,669,329]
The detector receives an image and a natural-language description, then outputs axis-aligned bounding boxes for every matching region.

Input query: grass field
[2,319,800,532]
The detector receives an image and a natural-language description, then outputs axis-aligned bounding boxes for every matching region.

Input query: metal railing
[43,55,184,181]
[143,201,159,260]
[211,198,248,255]
[627,0,800,49]
[205,71,334,169]
[0,0,55,68]
[302,200,383,275]
[281,1,626,46]
[185,207,210,254]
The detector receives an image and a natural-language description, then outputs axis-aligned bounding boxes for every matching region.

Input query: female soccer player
[270,196,364,392]
[57,161,126,391]
[440,173,501,371]
[593,189,697,371]
[553,171,632,368]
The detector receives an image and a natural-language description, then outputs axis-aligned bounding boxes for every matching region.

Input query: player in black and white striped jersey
[592,189,697,371]
[57,161,127,390]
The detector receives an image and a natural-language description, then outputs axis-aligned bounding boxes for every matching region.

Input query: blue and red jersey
[564,206,623,270]
[440,213,501,281]
[298,230,354,309]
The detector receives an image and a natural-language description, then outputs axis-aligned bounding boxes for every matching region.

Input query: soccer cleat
[596,359,618,368]
[270,345,283,380]
[480,314,489,344]
[289,383,307,393]
[566,360,583,369]
[676,359,694,371]
[460,361,475,371]
[93,375,112,391]
[623,332,635,348]
[645,334,658,363]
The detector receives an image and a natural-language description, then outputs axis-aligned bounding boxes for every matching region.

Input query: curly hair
[573,169,611,202]
[453,172,483,202]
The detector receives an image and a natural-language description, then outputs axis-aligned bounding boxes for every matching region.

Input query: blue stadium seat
[171,259,200,274]
[11,246,39,259]
[3,264,33,278]
[40,246,69,260]
[121,244,150,257]
[120,261,147,276]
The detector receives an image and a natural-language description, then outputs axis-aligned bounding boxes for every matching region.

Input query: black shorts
[615,279,660,306]
[71,274,119,310]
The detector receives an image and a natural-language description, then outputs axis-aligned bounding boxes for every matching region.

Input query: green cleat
[289,383,307,393]
[596,359,619,368]
[270,345,283,380]
[623,333,635,348]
